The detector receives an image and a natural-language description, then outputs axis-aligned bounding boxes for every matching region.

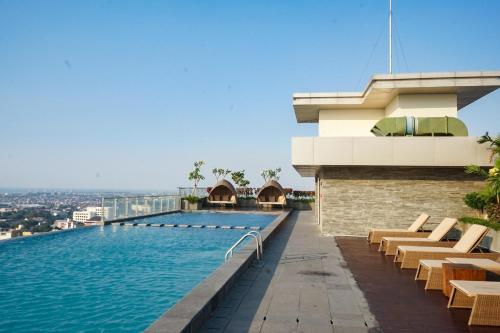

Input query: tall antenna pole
[389,0,393,74]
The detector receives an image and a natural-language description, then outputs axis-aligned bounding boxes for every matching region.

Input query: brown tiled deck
[336,237,499,333]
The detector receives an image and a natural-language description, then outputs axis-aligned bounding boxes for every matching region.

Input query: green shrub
[459,216,500,231]
[463,192,490,213]
[183,195,201,204]
[291,197,315,203]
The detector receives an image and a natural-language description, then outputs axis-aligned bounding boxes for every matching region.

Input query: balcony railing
[178,187,209,198]
[101,195,181,223]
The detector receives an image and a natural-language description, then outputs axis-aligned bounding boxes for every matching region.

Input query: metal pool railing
[101,195,181,223]
[225,231,263,262]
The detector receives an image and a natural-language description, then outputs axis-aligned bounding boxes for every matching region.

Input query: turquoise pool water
[0,212,275,333]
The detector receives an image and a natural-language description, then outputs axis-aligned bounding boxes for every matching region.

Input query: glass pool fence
[101,195,181,222]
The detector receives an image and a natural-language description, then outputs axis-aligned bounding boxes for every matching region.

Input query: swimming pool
[0,212,275,333]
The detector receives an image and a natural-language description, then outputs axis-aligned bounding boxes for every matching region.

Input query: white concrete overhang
[293,71,500,123]
[291,136,493,177]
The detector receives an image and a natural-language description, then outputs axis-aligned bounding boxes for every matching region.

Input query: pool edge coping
[144,209,293,333]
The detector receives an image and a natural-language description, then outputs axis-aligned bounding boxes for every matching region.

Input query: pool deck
[336,237,500,333]
[199,211,378,333]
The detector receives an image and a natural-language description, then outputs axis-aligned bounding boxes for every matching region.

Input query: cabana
[256,180,287,208]
[207,180,237,206]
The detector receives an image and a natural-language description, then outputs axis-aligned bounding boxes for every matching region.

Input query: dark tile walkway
[199,211,379,333]
[336,237,499,333]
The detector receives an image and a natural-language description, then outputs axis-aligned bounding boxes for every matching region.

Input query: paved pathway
[200,211,378,333]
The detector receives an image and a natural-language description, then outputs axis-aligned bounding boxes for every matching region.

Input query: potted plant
[460,133,500,251]
[183,161,205,210]
[260,167,282,182]
[212,168,231,182]
[231,170,254,207]
[290,190,316,210]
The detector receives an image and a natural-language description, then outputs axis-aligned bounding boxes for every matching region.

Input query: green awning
[371,116,468,137]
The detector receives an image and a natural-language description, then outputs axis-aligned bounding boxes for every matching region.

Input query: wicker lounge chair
[394,224,491,269]
[367,213,430,244]
[416,257,500,290]
[379,218,458,255]
[448,280,500,326]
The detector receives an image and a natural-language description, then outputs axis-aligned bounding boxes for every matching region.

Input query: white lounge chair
[379,218,457,255]
[367,213,430,244]
[394,224,493,269]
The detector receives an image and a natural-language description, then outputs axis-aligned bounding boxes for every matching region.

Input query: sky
[0,0,499,192]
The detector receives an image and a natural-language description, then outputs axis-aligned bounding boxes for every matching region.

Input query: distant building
[72,206,109,223]
[72,210,95,223]
[53,218,76,230]
[17,204,45,209]
[0,229,22,240]
[83,215,102,226]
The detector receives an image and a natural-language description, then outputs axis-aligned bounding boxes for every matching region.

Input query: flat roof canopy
[293,71,500,123]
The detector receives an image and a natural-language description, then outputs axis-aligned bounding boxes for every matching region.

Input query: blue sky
[0,0,499,191]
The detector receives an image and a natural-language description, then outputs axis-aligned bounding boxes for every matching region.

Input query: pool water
[140,210,274,229]
[0,212,275,333]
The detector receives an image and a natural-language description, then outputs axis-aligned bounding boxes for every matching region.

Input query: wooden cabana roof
[256,180,286,206]
[207,179,237,204]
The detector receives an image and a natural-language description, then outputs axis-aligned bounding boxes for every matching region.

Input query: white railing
[101,195,181,222]
[178,187,209,198]
[225,231,263,261]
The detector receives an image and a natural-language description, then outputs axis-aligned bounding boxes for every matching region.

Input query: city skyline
[1,0,500,191]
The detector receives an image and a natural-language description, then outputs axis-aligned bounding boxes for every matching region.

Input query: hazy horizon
[1,0,500,191]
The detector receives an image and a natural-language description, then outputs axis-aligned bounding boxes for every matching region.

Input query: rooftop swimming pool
[0,211,276,333]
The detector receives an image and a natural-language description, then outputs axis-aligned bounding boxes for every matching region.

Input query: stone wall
[318,166,485,236]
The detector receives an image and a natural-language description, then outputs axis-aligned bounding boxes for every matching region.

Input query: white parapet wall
[292,136,493,176]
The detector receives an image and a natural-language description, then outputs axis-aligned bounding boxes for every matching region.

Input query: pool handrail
[247,230,263,256]
[225,231,262,262]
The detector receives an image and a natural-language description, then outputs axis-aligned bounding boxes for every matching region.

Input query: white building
[72,210,96,223]
[53,218,76,230]
[86,206,104,216]
[0,229,21,240]
[72,206,110,223]
[291,71,500,235]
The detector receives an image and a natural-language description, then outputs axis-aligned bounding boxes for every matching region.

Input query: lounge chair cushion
[450,280,500,297]
[384,237,437,242]
[398,246,460,253]
[408,213,430,231]
[372,228,410,233]
[419,259,448,269]
[427,218,458,241]
[453,224,489,253]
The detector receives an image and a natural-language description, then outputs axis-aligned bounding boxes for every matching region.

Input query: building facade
[53,219,76,230]
[72,206,110,223]
[72,210,95,223]
[0,229,22,240]
[291,72,500,236]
